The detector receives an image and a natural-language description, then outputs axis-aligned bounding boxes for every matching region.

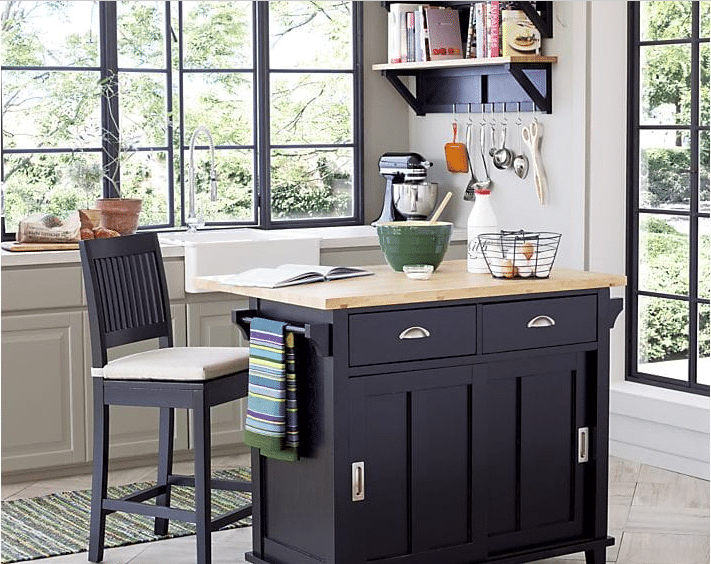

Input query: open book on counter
[213,264,374,289]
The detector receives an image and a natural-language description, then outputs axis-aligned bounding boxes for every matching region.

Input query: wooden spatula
[444,120,468,173]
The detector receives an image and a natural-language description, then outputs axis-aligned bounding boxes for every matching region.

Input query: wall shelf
[377,2,555,115]
[373,56,557,115]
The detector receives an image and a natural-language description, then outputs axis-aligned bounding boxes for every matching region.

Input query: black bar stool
[80,232,251,564]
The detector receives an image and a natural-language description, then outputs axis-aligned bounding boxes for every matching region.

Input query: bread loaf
[93,227,120,238]
[80,227,95,240]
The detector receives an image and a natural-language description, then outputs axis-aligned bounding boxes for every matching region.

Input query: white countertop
[0,225,468,268]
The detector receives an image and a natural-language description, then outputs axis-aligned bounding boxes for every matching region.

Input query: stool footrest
[168,474,252,492]
[119,484,167,504]
[102,497,252,529]
[103,499,194,522]
[210,506,253,531]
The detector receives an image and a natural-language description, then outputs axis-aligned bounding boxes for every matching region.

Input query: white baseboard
[609,381,710,480]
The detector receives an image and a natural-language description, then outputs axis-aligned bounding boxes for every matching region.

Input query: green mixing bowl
[376,221,453,272]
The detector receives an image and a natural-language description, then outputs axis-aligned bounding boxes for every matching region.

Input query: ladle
[475,115,492,191]
[429,191,452,223]
[492,120,514,169]
[513,104,529,179]
[463,110,478,201]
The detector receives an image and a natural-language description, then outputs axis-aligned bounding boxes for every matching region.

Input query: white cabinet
[1,312,86,472]
[82,304,190,461]
[187,298,249,448]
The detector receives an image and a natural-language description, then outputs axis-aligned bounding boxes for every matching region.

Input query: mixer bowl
[393,182,438,220]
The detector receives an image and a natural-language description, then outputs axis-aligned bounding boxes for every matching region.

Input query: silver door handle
[578,427,589,463]
[527,315,556,328]
[352,461,365,501]
[398,326,431,339]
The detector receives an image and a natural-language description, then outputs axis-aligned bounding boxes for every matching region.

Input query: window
[627,1,710,395]
[1,1,363,236]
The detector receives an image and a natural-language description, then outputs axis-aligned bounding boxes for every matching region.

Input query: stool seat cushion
[97,347,249,381]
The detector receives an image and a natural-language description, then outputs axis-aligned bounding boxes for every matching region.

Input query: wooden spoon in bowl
[429,191,453,224]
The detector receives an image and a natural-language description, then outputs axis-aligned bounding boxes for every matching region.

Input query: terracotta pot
[94,198,142,235]
[78,209,102,230]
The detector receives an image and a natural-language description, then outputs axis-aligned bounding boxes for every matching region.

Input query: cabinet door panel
[187,299,248,447]
[486,353,588,554]
[412,384,470,551]
[487,377,517,535]
[364,392,409,560]
[520,370,573,529]
[2,312,85,471]
[350,366,479,564]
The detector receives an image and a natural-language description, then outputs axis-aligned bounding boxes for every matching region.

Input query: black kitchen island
[196,261,626,564]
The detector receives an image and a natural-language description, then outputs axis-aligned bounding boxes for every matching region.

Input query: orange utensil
[444,120,468,173]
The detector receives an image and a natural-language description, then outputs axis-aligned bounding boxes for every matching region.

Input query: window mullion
[164,1,175,228]
[99,2,120,198]
[255,1,270,228]
[626,2,642,389]
[177,2,187,227]
[689,1,701,384]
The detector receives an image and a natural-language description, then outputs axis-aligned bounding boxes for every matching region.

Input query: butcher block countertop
[193,260,627,310]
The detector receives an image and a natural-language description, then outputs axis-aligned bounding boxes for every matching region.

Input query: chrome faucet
[187,125,218,231]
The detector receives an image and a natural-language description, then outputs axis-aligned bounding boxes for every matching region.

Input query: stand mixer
[373,152,436,224]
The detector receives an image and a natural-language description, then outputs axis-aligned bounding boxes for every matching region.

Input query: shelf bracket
[382,70,424,116]
[508,63,552,114]
[514,1,553,38]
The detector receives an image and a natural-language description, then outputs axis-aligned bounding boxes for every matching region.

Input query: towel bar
[232,309,332,357]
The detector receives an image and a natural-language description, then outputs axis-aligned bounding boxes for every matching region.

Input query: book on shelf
[465,3,476,58]
[475,2,487,58]
[501,7,541,56]
[212,264,374,289]
[425,6,462,60]
[489,1,500,58]
[388,3,423,63]
[385,2,543,65]
[406,11,415,62]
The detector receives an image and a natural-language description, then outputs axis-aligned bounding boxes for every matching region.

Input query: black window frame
[0,0,364,239]
[626,1,710,396]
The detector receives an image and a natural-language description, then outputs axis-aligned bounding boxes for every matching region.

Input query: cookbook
[212,264,373,289]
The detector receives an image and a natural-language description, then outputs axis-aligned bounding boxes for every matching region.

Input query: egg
[521,241,535,261]
[535,264,552,278]
[489,256,505,277]
[502,258,516,278]
[517,259,533,278]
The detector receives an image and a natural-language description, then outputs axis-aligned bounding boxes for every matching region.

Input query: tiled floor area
[2,455,708,564]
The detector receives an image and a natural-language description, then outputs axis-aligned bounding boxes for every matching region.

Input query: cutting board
[2,241,79,252]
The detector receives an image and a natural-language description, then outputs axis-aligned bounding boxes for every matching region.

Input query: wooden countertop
[193,260,627,310]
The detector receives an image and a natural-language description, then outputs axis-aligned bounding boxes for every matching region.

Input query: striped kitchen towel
[243,317,299,461]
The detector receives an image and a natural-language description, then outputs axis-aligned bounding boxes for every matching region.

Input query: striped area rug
[1,468,251,563]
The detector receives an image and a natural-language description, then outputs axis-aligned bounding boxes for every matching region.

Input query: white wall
[365,1,709,479]
[407,2,588,270]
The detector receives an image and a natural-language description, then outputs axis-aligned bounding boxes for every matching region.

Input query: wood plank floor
[2,455,708,564]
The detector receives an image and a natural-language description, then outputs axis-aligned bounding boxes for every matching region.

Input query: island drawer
[349,305,476,367]
[482,295,597,353]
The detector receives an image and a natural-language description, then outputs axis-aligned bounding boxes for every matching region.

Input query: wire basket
[478,230,561,279]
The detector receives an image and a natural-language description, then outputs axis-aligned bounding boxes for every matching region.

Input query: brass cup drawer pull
[527,315,556,328]
[398,326,431,339]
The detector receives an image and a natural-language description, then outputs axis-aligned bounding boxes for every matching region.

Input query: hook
[516,102,522,126]
[467,103,473,124]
